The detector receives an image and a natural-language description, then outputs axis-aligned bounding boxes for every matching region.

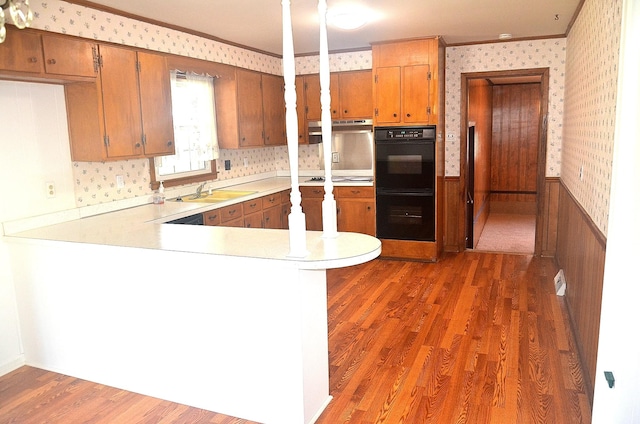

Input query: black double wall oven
[375,126,436,242]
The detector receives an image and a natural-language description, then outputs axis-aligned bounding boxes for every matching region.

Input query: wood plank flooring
[0,252,592,423]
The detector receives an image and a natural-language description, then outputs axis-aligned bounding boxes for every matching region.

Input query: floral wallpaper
[562,0,622,235]
[445,39,567,177]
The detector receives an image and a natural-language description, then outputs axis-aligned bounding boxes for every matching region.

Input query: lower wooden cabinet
[204,190,289,230]
[300,185,375,235]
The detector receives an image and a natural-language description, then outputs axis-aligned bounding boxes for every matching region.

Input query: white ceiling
[76,0,581,56]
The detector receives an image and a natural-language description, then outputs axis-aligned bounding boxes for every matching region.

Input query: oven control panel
[374,126,436,141]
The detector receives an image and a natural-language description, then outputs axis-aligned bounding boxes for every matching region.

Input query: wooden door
[236,69,264,147]
[374,66,401,124]
[0,28,43,73]
[402,64,430,123]
[41,35,97,78]
[338,70,372,119]
[137,51,175,156]
[99,45,143,158]
[262,74,286,146]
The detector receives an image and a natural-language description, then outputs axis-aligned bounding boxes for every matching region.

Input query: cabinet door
[41,35,97,78]
[374,66,401,124]
[137,51,175,156]
[98,45,143,158]
[338,70,372,119]
[295,75,307,144]
[304,74,321,121]
[0,28,43,73]
[236,69,264,147]
[403,64,430,123]
[300,186,324,231]
[244,211,263,228]
[304,73,338,121]
[263,206,283,229]
[337,198,375,236]
[262,74,286,146]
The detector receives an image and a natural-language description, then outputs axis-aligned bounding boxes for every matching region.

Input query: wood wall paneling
[444,177,462,252]
[468,79,493,247]
[556,182,606,402]
[490,83,541,211]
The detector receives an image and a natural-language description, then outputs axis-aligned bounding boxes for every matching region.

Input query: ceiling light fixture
[327,5,372,30]
[0,0,34,43]
[498,33,513,40]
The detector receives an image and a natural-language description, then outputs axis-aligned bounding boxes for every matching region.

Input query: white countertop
[5,175,381,270]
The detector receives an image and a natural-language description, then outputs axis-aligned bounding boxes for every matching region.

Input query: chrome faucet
[192,183,206,199]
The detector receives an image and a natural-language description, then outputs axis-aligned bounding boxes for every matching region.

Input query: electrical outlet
[332,152,339,163]
[224,159,231,170]
[46,181,56,198]
[446,133,455,140]
[116,175,125,189]
[243,157,249,167]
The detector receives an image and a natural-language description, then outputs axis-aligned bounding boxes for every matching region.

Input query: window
[151,71,219,187]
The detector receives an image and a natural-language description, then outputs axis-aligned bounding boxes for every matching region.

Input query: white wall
[0,81,76,374]
[592,0,640,421]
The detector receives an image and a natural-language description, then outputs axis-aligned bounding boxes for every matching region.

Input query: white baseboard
[0,355,25,377]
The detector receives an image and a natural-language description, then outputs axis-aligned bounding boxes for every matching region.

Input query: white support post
[282,0,308,258]
[318,0,338,238]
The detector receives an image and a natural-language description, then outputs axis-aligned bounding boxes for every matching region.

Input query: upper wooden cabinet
[66,44,175,161]
[261,73,286,146]
[217,68,286,149]
[372,38,443,126]
[304,70,372,121]
[0,27,98,79]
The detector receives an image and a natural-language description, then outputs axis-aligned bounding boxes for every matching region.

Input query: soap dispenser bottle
[158,181,165,204]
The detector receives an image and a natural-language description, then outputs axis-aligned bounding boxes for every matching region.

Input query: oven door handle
[376,188,434,196]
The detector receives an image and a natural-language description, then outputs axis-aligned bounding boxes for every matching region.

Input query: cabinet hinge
[427,106,432,115]
[141,134,147,145]
[103,135,110,147]
[92,47,100,73]
[374,108,379,117]
[136,61,141,72]
[427,71,432,80]
[374,74,378,84]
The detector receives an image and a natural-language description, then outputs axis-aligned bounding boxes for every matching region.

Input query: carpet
[475,213,536,254]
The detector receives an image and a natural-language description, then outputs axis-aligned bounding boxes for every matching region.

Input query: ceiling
[75,0,582,56]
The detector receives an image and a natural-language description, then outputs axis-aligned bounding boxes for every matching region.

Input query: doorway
[460,69,549,255]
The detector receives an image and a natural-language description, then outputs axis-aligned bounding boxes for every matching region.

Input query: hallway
[475,212,536,254]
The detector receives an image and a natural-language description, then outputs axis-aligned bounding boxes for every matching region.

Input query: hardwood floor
[0,252,591,423]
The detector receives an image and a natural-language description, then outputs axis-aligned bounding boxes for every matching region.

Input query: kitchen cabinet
[300,185,374,235]
[304,70,372,121]
[218,69,286,148]
[300,186,325,231]
[206,190,288,229]
[336,186,375,236]
[66,45,175,161]
[372,38,443,126]
[0,27,97,78]
[262,73,286,146]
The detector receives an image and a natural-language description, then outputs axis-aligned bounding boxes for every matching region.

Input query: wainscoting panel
[556,181,606,402]
[539,177,560,257]
[444,177,462,252]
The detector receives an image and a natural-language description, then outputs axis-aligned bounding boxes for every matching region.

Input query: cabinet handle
[406,113,411,117]
[135,143,141,148]
[351,190,360,195]
[393,113,397,117]
[229,210,237,216]
[167,141,173,146]
[47,59,57,65]
[332,110,337,114]
[28,57,38,63]
[208,215,218,220]
[344,110,348,114]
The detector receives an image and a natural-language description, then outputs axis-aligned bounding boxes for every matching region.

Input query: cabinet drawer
[262,193,281,208]
[242,198,263,215]
[203,210,221,226]
[300,186,325,198]
[335,186,374,199]
[219,204,243,223]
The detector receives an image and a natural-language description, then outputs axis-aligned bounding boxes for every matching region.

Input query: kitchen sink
[172,189,256,203]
